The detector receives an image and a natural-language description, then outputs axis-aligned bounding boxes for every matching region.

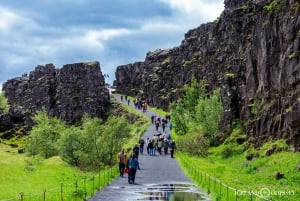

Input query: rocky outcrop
[2,61,110,125]
[114,0,300,150]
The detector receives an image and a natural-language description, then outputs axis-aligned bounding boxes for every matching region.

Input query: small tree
[58,126,82,166]
[100,116,131,166]
[26,109,65,158]
[195,88,223,145]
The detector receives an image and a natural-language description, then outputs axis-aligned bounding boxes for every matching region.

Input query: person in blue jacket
[128,153,140,184]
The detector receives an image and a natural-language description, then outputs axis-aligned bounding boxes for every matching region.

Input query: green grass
[0,97,150,201]
[0,143,91,200]
[177,147,300,201]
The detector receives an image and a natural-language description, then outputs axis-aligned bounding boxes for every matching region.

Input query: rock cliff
[2,61,110,127]
[114,0,300,150]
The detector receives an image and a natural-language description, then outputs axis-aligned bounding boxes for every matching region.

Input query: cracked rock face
[2,61,110,124]
[114,0,300,150]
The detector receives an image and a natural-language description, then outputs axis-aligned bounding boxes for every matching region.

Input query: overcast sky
[0,0,224,86]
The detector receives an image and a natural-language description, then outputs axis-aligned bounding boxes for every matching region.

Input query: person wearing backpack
[116,149,127,177]
[128,153,140,184]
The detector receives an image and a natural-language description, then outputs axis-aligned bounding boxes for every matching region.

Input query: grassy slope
[0,99,150,200]
[175,141,300,201]
[0,143,88,199]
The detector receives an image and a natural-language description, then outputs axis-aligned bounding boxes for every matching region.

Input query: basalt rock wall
[114,0,300,150]
[2,61,110,124]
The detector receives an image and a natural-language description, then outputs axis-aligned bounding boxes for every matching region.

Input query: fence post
[84,179,87,200]
[214,177,216,190]
[20,192,24,201]
[208,176,211,191]
[43,189,46,201]
[219,182,222,197]
[75,180,78,201]
[235,189,237,201]
[93,176,95,193]
[226,186,229,201]
[98,169,101,188]
[61,183,64,201]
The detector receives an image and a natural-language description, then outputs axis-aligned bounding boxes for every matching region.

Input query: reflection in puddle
[135,183,209,201]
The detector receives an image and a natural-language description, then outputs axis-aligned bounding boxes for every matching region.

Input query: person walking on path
[116,149,127,177]
[139,138,145,154]
[128,153,140,184]
[170,140,176,158]
[133,144,140,159]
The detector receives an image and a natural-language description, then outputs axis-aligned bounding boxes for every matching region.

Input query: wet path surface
[88,96,210,201]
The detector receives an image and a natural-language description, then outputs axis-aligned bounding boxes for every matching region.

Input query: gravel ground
[87,95,210,201]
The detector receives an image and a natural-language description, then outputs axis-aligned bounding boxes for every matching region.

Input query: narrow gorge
[114,0,300,150]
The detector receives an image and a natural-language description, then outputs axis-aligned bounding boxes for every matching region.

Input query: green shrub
[26,109,132,170]
[170,77,223,146]
[25,109,65,158]
[259,139,290,156]
[264,0,281,13]
[177,133,209,157]
[0,91,9,113]
[220,143,245,158]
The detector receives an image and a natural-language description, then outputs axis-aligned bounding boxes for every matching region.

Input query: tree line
[26,109,131,170]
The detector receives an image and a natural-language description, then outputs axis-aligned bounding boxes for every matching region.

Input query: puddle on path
[136,184,208,201]
[111,183,210,201]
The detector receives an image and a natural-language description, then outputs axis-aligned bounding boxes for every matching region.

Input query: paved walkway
[88,96,210,201]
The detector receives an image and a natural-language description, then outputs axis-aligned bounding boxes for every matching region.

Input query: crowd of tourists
[116,96,176,184]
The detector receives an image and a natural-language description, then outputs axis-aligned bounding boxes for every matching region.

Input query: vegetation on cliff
[170,77,223,157]
[167,79,300,201]
[0,91,9,113]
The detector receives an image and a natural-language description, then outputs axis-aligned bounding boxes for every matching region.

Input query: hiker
[151,115,155,124]
[162,121,166,132]
[149,140,155,156]
[133,144,140,159]
[155,121,160,131]
[139,138,145,154]
[163,139,169,155]
[128,153,140,184]
[169,122,173,133]
[157,138,163,155]
[170,140,176,158]
[116,149,127,177]
[146,137,150,154]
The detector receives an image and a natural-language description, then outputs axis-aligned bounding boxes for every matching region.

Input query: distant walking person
[170,140,176,158]
[117,149,127,177]
[139,138,145,154]
[133,144,140,159]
